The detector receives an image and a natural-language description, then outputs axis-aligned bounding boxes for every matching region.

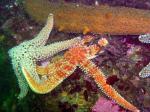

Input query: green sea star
[138,33,150,78]
[8,14,81,99]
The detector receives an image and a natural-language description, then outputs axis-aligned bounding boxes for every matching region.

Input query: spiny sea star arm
[79,59,140,112]
[16,73,29,99]
[21,56,77,94]
[28,13,53,46]
[11,60,29,99]
[138,34,150,78]
[139,63,150,78]
[138,33,150,44]
[34,37,81,60]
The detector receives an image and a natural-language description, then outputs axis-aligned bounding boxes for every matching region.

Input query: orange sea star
[22,37,140,112]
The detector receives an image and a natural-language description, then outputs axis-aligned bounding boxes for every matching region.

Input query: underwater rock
[24,0,150,35]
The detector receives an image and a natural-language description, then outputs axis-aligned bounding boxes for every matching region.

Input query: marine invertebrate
[21,36,100,94]
[22,37,139,112]
[24,0,150,35]
[8,14,81,99]
[138,34,150,78]
[139,33,150,44]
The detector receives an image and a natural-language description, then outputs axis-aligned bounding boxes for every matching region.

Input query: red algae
[24,0,150,35]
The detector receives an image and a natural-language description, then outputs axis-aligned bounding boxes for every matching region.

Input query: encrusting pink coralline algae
[92,97,126,112]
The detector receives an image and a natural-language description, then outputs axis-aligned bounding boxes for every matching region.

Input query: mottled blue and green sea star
[138,33,150,78]
[8,14,81,99]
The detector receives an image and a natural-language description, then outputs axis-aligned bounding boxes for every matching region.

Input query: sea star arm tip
[30,13,54,46]
[138,33,150,44]
[139,63,150,78]
[138,33,150,78]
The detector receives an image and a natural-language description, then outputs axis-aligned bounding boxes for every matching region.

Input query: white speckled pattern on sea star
[8,14,81,99]
[138,33,150,78]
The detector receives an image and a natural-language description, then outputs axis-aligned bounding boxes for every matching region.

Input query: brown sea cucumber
[24,0,150,35]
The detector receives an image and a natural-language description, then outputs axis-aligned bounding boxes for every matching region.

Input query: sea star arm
[27,13,53,46]
[138,34,150,78]
[11,60,29,99]
[34,37,81,60]
[139,63,150,78]
[79,59,140,112]
[22,56,77,94]
[138,33,150,44]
